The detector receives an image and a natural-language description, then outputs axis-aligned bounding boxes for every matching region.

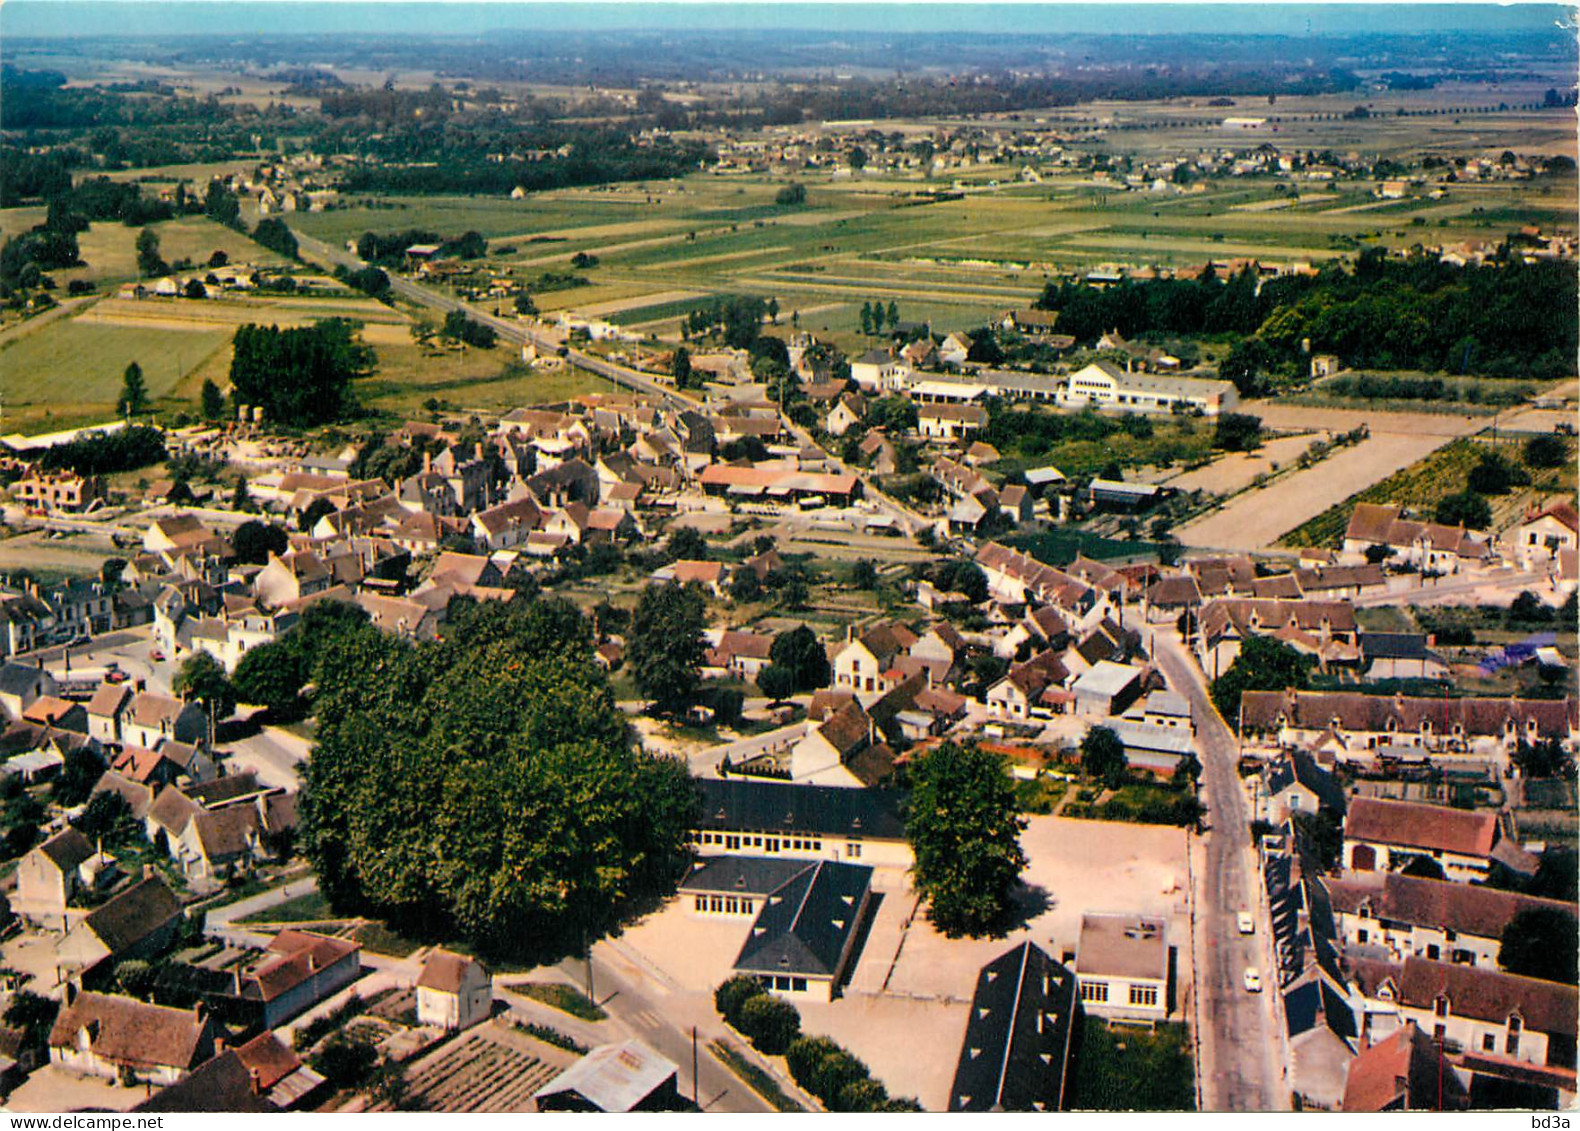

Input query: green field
[1,314,230,412]
[1071,1019,1195,1112]
[0,213,292,289]
[355,343,617,416]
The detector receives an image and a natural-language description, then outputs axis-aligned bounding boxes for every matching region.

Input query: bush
[737,994,801,1055]
[1525,433,1569,470]
[312,1034,378,1089]
[715,975,766,1026]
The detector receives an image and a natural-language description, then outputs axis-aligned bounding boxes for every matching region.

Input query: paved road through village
[1145,622,1287,1111]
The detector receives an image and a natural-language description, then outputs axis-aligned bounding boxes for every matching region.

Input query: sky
[0,1,1569,39]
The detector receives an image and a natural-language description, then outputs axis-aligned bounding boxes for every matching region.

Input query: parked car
[1237,911,1255,935]
[1242,967,1262,993]
[149,648,166,662]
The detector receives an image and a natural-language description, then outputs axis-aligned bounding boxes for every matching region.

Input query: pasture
[4,91,1573,436]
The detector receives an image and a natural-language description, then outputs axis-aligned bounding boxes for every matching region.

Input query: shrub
[714,975,766,1026]
[786,1035,840,1084]
[737,994,801,1055]
[837,1077,889,1112]
[312,1034,378,1089]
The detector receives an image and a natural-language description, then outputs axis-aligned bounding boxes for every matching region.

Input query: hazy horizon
[1,1,1568,40]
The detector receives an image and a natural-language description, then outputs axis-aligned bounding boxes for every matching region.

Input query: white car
[1243,967,1263,993]
[1237,911,1255,935]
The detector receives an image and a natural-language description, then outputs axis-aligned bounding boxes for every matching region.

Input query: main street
[1143,619,1287,1112]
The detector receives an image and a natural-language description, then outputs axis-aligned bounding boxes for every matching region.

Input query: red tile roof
[1343,797,1498,858]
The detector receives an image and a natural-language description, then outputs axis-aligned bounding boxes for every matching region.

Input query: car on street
[1237,911,1255,935]
[149,648,166,662]
[1243,967,1262,993]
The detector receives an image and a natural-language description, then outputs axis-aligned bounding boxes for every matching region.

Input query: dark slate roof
[694,778,907,842]
[0,662,46,699]
[1360,633,1438,662]
[1264,750,1347,814]
[949,941,1078,1113]
[1283,976,1357,1043]
[732,859,872,980]
[679,856,814,896]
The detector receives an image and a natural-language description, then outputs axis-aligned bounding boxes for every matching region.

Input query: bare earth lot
[1179,432,1450,552]
[1175,402,1490,552]
[1161,433,1318,495]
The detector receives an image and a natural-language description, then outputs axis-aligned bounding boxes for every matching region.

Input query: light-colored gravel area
[1177,431,1450,552]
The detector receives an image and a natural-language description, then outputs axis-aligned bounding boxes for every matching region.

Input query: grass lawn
[357,346,617,416]
[48,216,290,289]
[238,891,335,924]
[351,920,423,958]
[709,1039,807,1112]
[1070,1019,1195,1112]
[513,981,608,1021]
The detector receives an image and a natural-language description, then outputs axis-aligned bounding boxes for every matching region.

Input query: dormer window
[1433,995,1449,1019]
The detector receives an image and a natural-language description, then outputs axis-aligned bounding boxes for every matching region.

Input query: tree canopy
[906,742,1028,937]
[769,625,831,693]
[300,598,696,961]
[1209,636,1314,721]
[1498,906,1578,985]
[231,519,288,565]
[627,581,706,715]
[1080,725,1128,788]
[229,319,372,426]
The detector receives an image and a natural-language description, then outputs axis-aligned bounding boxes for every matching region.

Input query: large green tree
[906,742,1028,937]
[230,519,288,565]
[117,362,148,417]
[229,319,372,426]
[1080,725,1128,788]
[173,651,235,746]
[1209,636,1314,722]
[769,625,831,692]
[628,581,706,715]
[300,598,696,961]
[1499,907,1579,985]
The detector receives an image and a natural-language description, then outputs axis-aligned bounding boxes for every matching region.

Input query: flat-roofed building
[1074,913,1170,1022]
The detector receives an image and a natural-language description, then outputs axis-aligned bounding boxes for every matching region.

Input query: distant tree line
[337,130,714,197]
[1037,249,1577,388]
[356,228,486,266]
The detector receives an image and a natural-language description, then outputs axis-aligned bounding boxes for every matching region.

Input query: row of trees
[713,978,922,1110]
[33,425,166,476]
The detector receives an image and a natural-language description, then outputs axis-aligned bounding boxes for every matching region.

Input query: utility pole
[691,1026,700,1108]
[583,927,594,1004]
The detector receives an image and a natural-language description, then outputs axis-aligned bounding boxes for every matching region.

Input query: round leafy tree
[906,742,1028,938]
